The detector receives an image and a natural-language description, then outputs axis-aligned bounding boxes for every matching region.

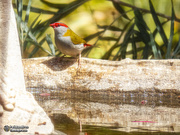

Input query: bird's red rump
[84,43,92,47]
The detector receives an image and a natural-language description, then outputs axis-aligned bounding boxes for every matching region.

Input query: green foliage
[165,0,175,59]
[14,0,180,59]
[101,0,180,59]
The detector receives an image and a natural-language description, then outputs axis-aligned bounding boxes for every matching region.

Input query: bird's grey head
[50,22,69,36]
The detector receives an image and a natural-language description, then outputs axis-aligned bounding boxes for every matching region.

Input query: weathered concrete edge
[22,57,180,91]
[22,57,180,66]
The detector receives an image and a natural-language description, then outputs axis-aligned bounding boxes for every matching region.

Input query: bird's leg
[79,119,82,132]
[78,53,81,69]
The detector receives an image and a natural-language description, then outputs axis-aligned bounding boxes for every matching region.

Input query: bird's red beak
[49,23,55,28]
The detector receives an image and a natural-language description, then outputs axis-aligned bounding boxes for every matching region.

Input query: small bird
[50,22,91,68]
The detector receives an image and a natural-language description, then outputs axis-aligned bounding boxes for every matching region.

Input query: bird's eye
[55,23,59,27]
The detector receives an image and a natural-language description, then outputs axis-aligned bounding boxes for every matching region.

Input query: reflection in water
[29,88,180,108]
[28,88,180,134]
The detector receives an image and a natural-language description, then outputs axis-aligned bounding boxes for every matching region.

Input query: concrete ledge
[23,57,180,91]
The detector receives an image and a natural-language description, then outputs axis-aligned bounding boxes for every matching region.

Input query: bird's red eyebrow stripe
[50,23,68,28]
[59,23,68,28]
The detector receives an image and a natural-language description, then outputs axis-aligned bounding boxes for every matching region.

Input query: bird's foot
[57,54,66,62]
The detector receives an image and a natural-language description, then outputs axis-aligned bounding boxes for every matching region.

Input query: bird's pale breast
[55,36,84,57]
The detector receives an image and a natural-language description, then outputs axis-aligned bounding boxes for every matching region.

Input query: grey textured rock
[23,57,180,91]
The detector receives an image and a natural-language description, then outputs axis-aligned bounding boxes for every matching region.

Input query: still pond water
[28,88,180,135]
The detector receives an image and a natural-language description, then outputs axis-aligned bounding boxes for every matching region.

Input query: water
[54,123,179,135]
[28,88,180,134]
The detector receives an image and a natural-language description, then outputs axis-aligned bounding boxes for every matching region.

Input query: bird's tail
[84,43,92,47]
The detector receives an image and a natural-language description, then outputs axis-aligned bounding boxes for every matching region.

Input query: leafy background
[12,0,180,60]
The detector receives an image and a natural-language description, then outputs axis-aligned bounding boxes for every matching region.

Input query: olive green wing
[64,29,86,45]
